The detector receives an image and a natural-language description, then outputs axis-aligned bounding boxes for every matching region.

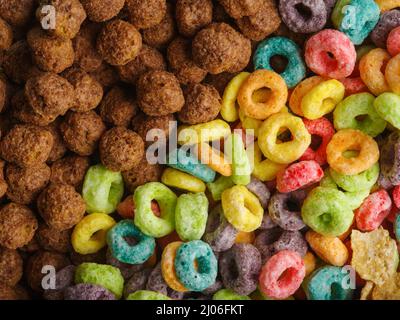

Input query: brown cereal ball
[132,112,175,146]
[46,119,68,163]
[0,161,7,199]
[26,251,70,292]
[126,0,167,29]
[5,163,51,205]
[205,72,238,96]
[0,0,36,27]
[97,19,142,66]
[99,126,145,172]
[226,32,252,73]
[122,155,163,192]
[167,37,207,85]
[218,0,263,19]
[0,18,12,51]
[142,3,176,49]
[81,0,125,22]
[236,0,281,41]
[36,0,87,39]
[0,124,54,168]
[50,155,90,189]
[37,183,86,231]
[99,86,137,127]
[89,63,120,89]
[20,237,40,254]
[116,45,166,85]
[0,203,38,249]
[0,283,20,300]
[137,70,185,116]
[62,68,104,113]
[178,83,221,125]
[25,73,75,118]
[27,27,75,74]
[60,111,106,156]
[0,247,23,286]
[2,41,42,84]
[36,224,72,253]
[192,23,251,74]
[0,77,5,114]
[176,0,213,37]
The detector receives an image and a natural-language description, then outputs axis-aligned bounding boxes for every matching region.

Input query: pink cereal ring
[387,26,400,57]
[355,189,392,232]
[393,185,400,209]
[300,118,334,166]
[305,29,357,79]
[276,160,324,193]
[259,250,305,299]
[339,77,369,97]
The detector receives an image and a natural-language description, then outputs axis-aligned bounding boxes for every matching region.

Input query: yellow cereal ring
[221,72,250,122]
[71,213,116,255]
[195,142,232,177]
[161,168,206,193]
[161,241,188,292]
[303,251,317,277]
[376,0,400,12]
[385,53,400,94]
[289,76,325,116]
[239,109,262,137]
[178,120,231,145]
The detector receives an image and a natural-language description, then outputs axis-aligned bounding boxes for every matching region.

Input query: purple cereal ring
[64,283,116,300]
[146,263,185,299]
[324,0,336,16]
[219,243,262,296]
[260,212,278,230]
[371,10,400,48]
[246,177,270,209]
[279,0,327,33]
[43,265,76,300]
[106,248,144,280]
[380,131,400,186]
[123,268,152,298]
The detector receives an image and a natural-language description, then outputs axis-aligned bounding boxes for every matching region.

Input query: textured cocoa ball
[5,163,51,205]
[178,83,221,124]
[27,27,75,74]
[36,224,72,253]
[0,0,36,27]
[0,124,54,168]
[60,111,106,156]
[50,155,90,189]
[89,62,120,89]
[46,119,68,163]
[0,160,7,199]
[0,247,23,286]
[167,37,207,85]
[0,283,27,300]
[25,72,75,118]
[97,19,142,66]
[0,203,38,249]
[81,0,126,22]
[100,126,145,172]
[0,18,12,50]
[137,70,184,116]
[126,0,167,29]
[36,0,87,39]
[37,183,86,231]
[62,67,104,113]
[176,0,213,37]
[132,112,175,146]
[25,251,70,292]
[0,76,6,114]
[218,0,263,19]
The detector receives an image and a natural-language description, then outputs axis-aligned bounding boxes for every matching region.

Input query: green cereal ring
[374,93,400,130]
[301,187,354,237]
[333,93,386,137]
[134,182,177,238]
[175,193,208,241]
[75,263,124,299]
[126,290,171,300]
[82,164,124,214]
[206,176,235,201]
[213,289,251,300]
[225,133,251,185]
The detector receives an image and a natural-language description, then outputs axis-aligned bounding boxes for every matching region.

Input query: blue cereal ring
[305,266,354,300]
[395,215,400,241]
[167,147,216,183]
[253,36,306,88]
[174,240,218,292]
[107,220,155,265]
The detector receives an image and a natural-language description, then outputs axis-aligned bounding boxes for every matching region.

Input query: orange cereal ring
[376,0,400,12]
[303,251,317,277]
[195,142,232,176]
[161,241,188,292]
[359,48,391,96]
[326,129,379,175]
[237,69,288,120]
[289,76,324,116]
[385,53,400,94]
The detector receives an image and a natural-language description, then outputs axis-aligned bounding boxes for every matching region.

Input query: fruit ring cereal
[375,93,400,131]
[221,72,250,122]
[161,168,206,193]
[64,284,116,300]
[146,263,184,299]
[387,26,400,56]
[246,177,271,210]
[206,176,235,201]
[289,76,325,116]
[161,241,188,292]
[249,143,287,181]
[385,54,400,94]
[371,10,400,48]
[126,290,170,300]
[225,132,251,185]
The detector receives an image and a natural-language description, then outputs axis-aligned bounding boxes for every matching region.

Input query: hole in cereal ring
[270,55,289,74]
[319,212,332,224]
[278,267,296,286]
[151,200,161,217]
[228,259,239,279]
[327,52,335,60]
[355,114,368,122]
[252,87,272,104]
[286,198,301,212]
[91,230,105,242]
[294,3,313,20]
[343,150,360,158]
[277,128,293,143]
[330,282,343,299]
[310,134,323,151]
[124,236,138,246]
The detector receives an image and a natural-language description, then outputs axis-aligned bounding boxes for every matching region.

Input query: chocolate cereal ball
[176,0,213,37]
[167,37,207,85]
[116,45,166,85]
[5,163,51,205]
[99,86,137,127]
[25,72,75,118]
[97,19,142,66]
[81,0,126,22]
[178,83,221,124]
[0,77,6,114]
[137,70,185,116]
[218,0,263,19]
[0,0,36,27]
[205,72,238,96]
[0,124,54,168]
[0,203,38,249]
[50,155,90,189]
[126,0,167,29]
[27,27,75,74]
[0,161,7,199]
[99,126,145,172]
[132,112,175,145]
[0,18,12,51]
[37,183,86,231]
[89,62,120,89]
[36,0,87,39]
[62,68,104,113]
[0,247,23,286]
[60,111,106,156]
[36,224,72,253]
[46,119,68,163]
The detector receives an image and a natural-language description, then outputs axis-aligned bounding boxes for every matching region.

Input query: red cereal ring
[355,189,392,232]
[393,185,400,209]
[259,250,305,299]
[387,26,400,57]
[386,206,398,224]
[339,77,369,97]
[305,29,356,79]
[300,118,335,166]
